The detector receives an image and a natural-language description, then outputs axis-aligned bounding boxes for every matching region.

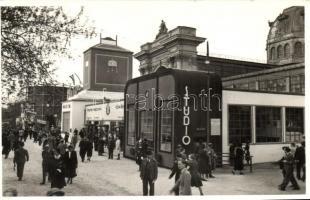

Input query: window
[286,107,304,142]
[290,74,305,94]
[258,78,287,92]
[127,106,135,146]
[294,42,303,57]
[228,105,251,144]
[140,110,154,148]
[270,47,275,60]
[277,45,283,59]
[256,106,282,143]
[160,109,172,152]
[284,43,290,58]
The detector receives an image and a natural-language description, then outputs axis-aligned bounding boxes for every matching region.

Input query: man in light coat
[170,160,192,195]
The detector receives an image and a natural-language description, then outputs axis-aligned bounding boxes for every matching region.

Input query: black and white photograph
[1,0,308,198]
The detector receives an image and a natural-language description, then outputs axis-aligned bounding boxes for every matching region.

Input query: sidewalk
[2,139,306,196]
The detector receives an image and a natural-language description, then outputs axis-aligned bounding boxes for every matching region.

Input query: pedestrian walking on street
[40,145,52,185]
[2,132,11,159]
[197,143,209,181]
[97,127,105,156]
[140,150,158,196]
[50,150,66,189]
[295,141,305,181]
[107,133,115,159]
[71,131,78,149]
[86,138,93,162]
[207,143,216,178]
[187,154,203,195]
[115,136,121,160]
[13,142,29,181]
[169,156,182,195]
[79,137,87,162]
[64,132,69,144]
[232,142,244,175]
[278,147,300,191]
[169,159,192,195]
[63,145,78,184]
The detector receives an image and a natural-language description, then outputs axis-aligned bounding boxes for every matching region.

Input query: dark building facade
[83,37,133,92]
[26,85,68,127]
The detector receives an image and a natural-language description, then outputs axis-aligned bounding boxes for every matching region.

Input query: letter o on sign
[182,136,191,145]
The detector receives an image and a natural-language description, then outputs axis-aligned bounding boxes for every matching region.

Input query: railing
[216,152,253,173]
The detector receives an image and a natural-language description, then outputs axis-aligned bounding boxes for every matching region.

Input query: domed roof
[267,6,304,41]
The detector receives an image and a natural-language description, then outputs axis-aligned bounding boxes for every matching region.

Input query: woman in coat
[197,143,209,180]
[187,154,203,195]
[232,142,244,175]
[64,145,78,184]
[49,150,66,189]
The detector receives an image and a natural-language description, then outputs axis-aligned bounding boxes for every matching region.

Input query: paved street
[2,139,305,196]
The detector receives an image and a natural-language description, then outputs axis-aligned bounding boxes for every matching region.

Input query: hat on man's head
[146,149,153,155]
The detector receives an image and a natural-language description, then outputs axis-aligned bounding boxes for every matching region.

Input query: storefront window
[140,110,154,148]
[228,105,251,144]
[256,106,282,143]
[286,107,304,142]
[160,109,172,152]
[127,108,135,146]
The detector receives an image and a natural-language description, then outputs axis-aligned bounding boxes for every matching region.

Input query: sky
[2,0,309,86]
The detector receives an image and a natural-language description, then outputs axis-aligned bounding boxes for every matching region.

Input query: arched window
[284,43,290,58]
[294,42,303,57]
[277,45,283,59]
[270,47,275,60]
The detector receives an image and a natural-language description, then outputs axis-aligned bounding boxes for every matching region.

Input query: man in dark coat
[79,137,87,162]
[140,150,158,196]
[40,145,52,185]
[169,156,182,195]
[107,133,115,159]
[50,150,66,189]
[63,145,78,184]
[295,141,305,181]
[13,142,29,181]
[232,142,244,175]
[2,132,11,159]
[279,147,300,191]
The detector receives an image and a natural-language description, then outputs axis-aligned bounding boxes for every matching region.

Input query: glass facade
[259,78,287,92]
[127,108,135,146]
[139,110,154,148]
[228,105,251,144]
[286,107,304,142]
[290,74,304,93]
[256,106,282,143]
[160,109,172,152]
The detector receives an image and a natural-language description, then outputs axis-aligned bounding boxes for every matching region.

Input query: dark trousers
[42,164,49,183]
[142,179,154,196]
[108,148,114,159]
[296,163,305,180]
[280,167,299,189]
[80,150,86,161]
[16,162,25,179]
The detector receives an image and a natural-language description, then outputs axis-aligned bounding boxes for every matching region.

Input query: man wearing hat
[63,144,78,184]
[13,142,29,181]
[140,150,158,196]
[278,146,300,191]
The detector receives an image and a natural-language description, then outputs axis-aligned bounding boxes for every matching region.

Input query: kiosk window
[160,109,172,152]
[140,110,154,147]
[286,107,304,142]
[256,106,282,143]
[228,105,251,144]
[127,108,135,146]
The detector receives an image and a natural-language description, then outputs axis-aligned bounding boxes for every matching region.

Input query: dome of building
[266,6,304,65]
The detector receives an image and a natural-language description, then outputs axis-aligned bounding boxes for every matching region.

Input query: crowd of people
[2,124,122,195]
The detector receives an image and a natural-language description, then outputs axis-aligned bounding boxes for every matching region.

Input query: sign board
[62,103,71,111]
[85,102,124,121]
[211,118,221,136]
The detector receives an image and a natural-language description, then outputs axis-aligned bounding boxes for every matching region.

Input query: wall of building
[61,101,92,132]
[84,49,132,92]
[222,89,304,163]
